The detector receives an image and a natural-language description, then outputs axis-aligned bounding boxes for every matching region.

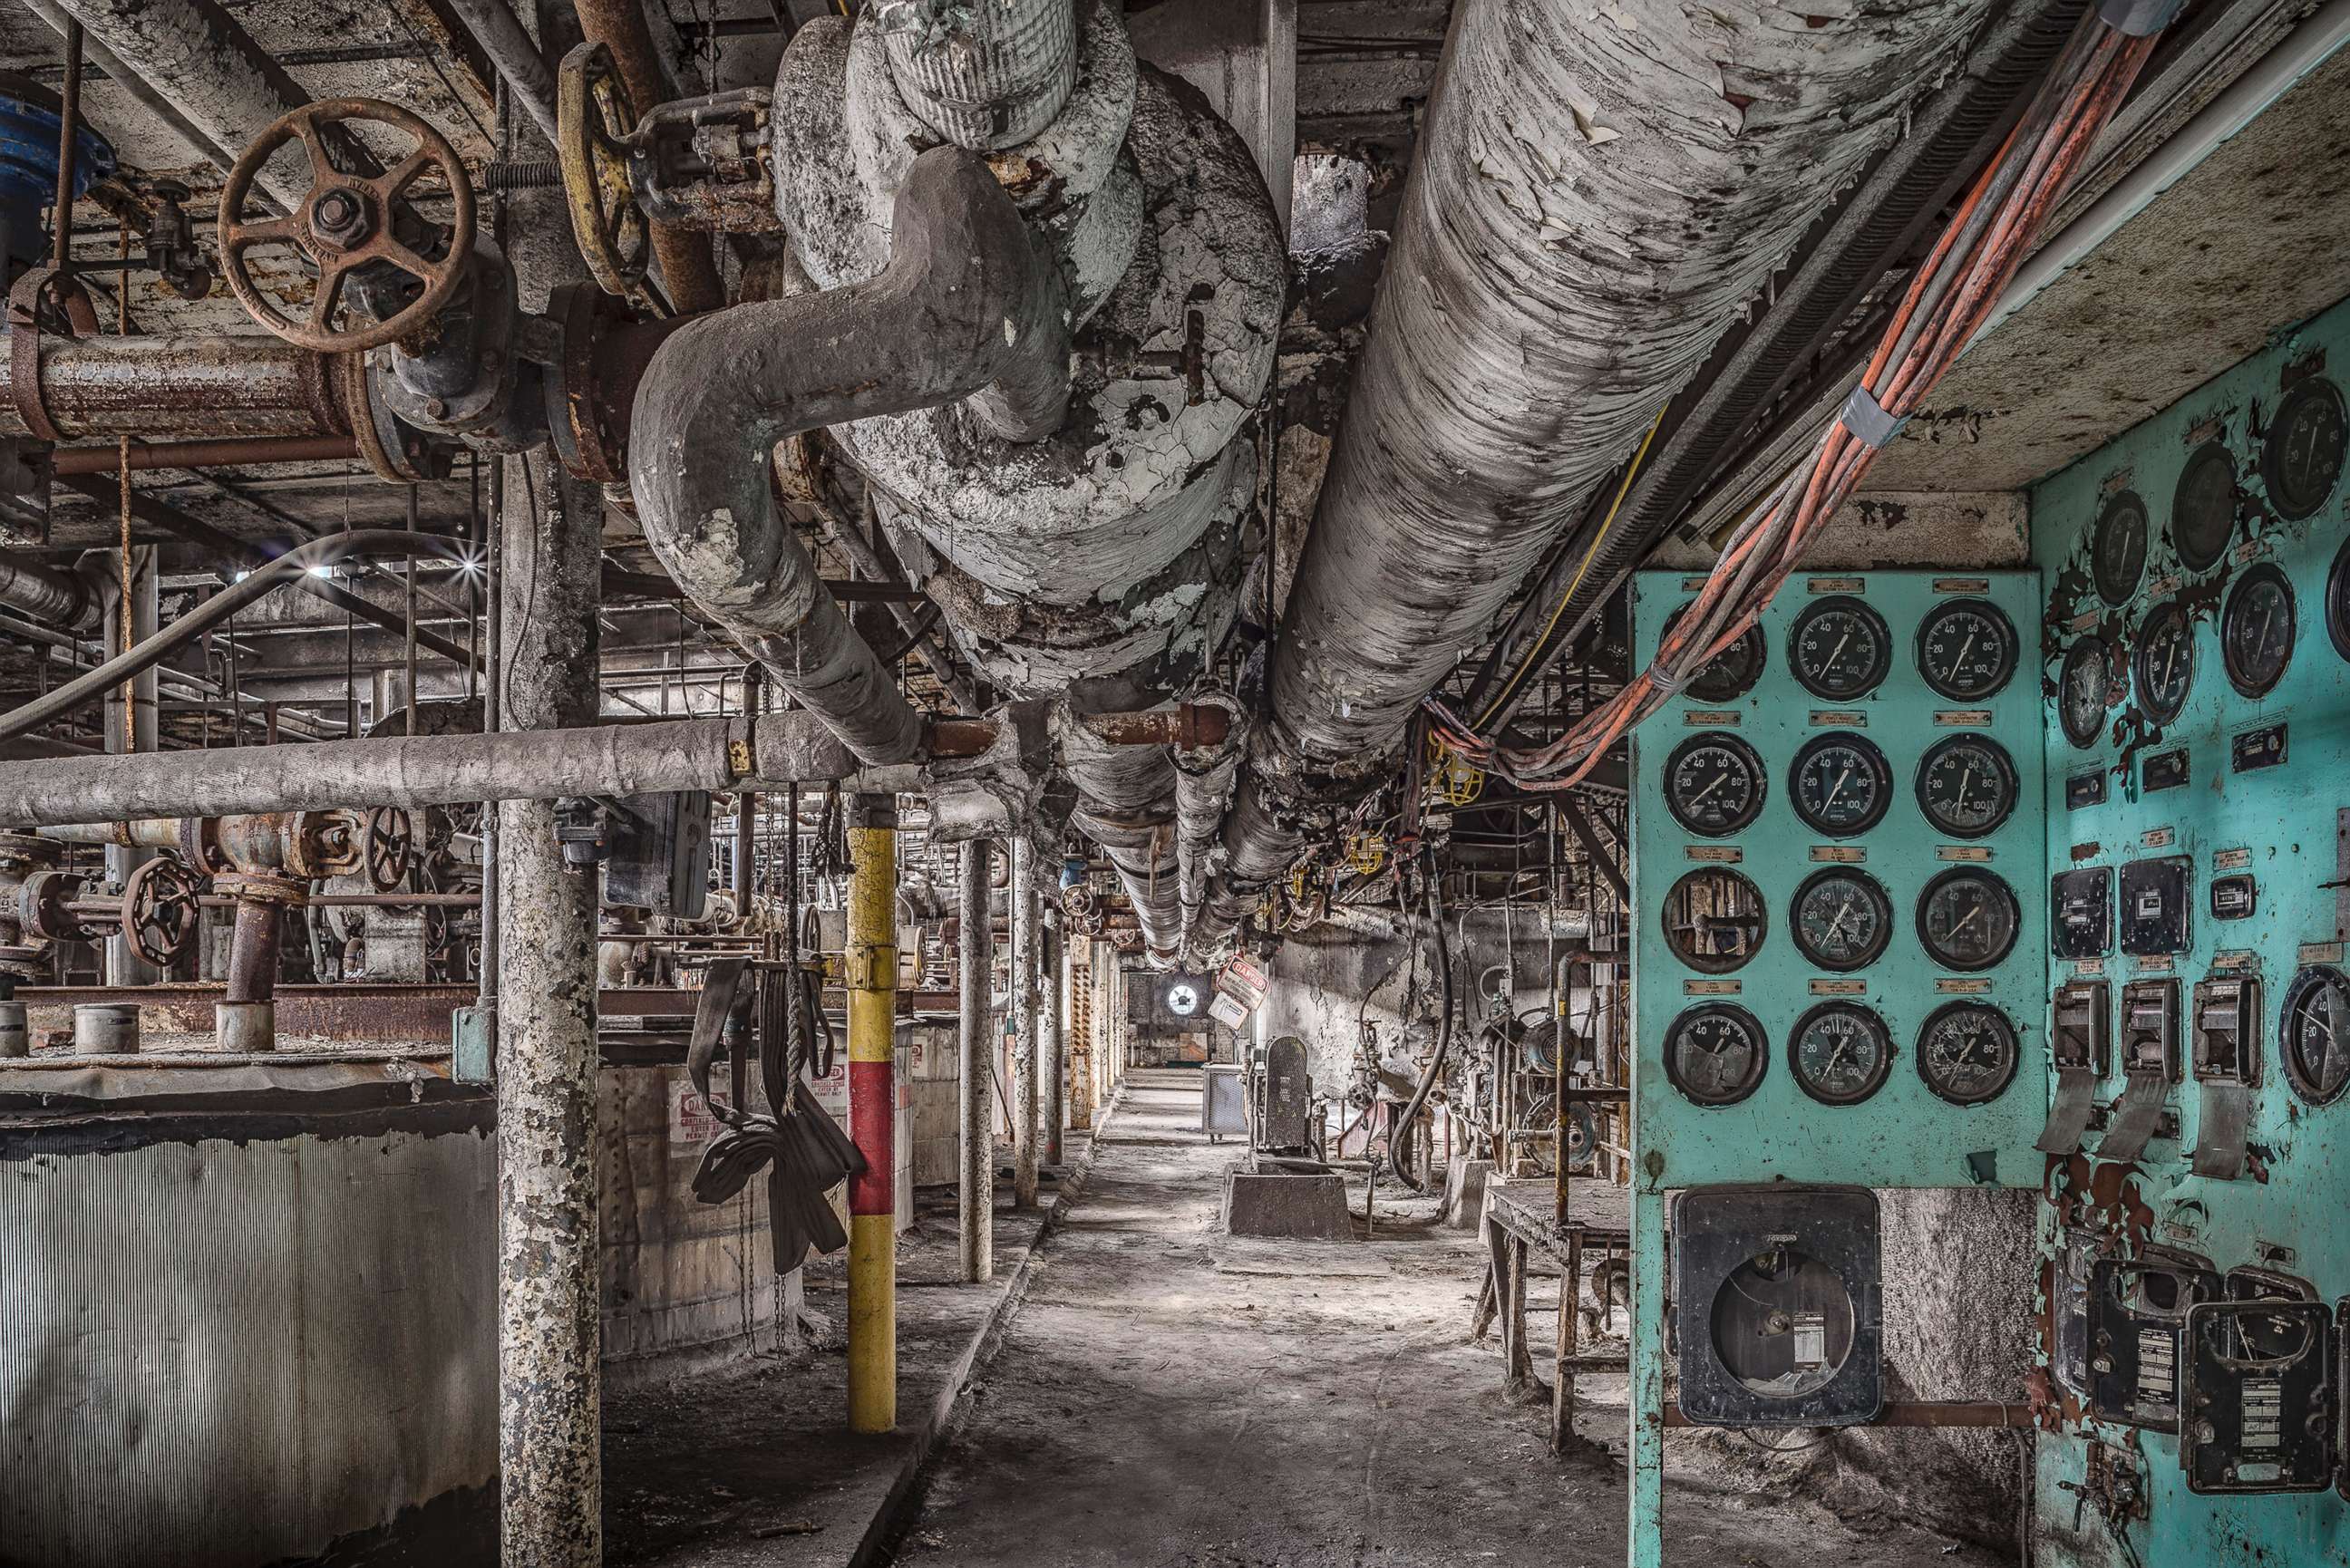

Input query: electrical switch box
[2052,866,2112,959]
[2180,1297,2335,1494]
[2119,980,2180,1081]
[2089,1252,2221,1431]
[1672,1186,1881,1428]
[2119,856,2193,956]
[2190,975,2259,1085]
[2052,981,2110,1076]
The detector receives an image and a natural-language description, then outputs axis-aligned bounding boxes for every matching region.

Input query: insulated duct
[628,146,1070,767]
[0,556,92,629]
[881,0,1079,150]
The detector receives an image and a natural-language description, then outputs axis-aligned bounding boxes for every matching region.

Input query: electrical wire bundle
[1423,2,2169,793]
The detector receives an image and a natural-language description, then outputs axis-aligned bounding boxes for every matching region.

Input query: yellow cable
[1472,405,1668,730]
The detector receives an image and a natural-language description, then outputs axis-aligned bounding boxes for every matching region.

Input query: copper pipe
[52,433,360,474]
[1075,704,1232,749]
[570,0,724,314]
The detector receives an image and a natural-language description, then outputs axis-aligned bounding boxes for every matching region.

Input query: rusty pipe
[51,433,359,474]
[570,0,724,314]
[0,333,354,441]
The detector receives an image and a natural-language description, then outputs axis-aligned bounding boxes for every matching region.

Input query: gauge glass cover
[1665,603,1766,703]
[2219,563,2295,699]
[1664,1004,1769,1107]
[1665,735,1766,837]
[1790,733,1892,837]
[2133,602,2196,724]
[2170,442,2238,573]
[1790,1002,1894,1107]
[1916,733,2019,839]
[2059,638,2112,750]
[2280,964,2350,1106]
[2092,492,2149,606]
[1917,1002,2020,1106]
[1918,867,2020,972]
[1662,867,1768,974]
[2261,376,2347,521]
[1915,597,2017,701]
[1792,868,1893,973]
[1787,596,1892,701]
[2326,535,2350,665]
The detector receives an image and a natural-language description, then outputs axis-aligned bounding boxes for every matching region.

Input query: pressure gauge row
[1665,866,2019,974]
[1663,1000,2020,1108]
[1667,596,2018,705]
[1665,732,2021,841]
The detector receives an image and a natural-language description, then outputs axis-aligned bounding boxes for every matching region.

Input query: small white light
[307,564,333,577]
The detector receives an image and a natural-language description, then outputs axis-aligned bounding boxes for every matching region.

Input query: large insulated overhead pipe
[882,0,1079,150]
[0,556,92,629]
[627,145,1070,768]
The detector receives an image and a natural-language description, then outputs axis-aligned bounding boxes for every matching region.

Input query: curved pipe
[0,557,92,630]
[628,144,1070,767]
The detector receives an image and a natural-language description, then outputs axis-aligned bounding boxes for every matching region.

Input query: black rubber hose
[1389,862,1455,1193]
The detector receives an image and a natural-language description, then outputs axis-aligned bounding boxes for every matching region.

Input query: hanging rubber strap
[1837,382,1909,450]
[685,955,754,1127]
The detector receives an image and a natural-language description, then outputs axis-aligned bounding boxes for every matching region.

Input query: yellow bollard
[845,794,898,1434]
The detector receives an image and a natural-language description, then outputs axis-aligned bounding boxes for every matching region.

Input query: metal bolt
[310,188,372,247]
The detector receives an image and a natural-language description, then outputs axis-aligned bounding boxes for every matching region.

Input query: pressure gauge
[1792,867,1893,973]
[1915,597,2017,701]
[2132,601,2196,724]
[1788,596,1892,701]
[1790,733,1892,837]
[1661,866,1768,974]
[2328,535,2350,664]
[2059,636,2113,750]
[2092,491,2149,606]
[1790,1002,1894,1107]
[1915,733,2019,839]
[1665,603,1766,703]
[1663,1003,1769,1107]
[2170,442,2238,573]
[2279,964,2350,1107]
[1917,867,2020,972]
[2260,375,2346,521]
[2219,563,2295,698]
[1916,1002,2021,1106]
[1664,735,1766,837]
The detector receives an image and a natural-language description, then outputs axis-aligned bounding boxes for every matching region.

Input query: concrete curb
[840,1081,1130,1568]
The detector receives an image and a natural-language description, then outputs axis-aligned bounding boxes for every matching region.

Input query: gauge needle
[1957,764,1975,805]
[1949,905,1982,939]
[1825,899,1856,940]
[1828,630,1852,671]
[2161,638,2177,688]
[1823,1040,1852,1078]
[1954,630,1976,672]
[1685,772,1729,807]
[1825,767,1852,806]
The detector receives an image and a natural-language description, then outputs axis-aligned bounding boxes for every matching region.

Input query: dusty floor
[890,1069,2010,1568]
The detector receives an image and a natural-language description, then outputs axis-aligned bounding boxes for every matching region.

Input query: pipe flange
[340,347,450,485]
[213,870,310,908]
[283,808,364,879]
[18,868,93,944]
[175,816,229,876]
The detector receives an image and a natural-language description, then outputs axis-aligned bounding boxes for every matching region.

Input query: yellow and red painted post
[846,793,898,1433]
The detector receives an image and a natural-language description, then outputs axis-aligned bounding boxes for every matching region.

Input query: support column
[496,456,603,1567]
[1010,835,1040,1209]
[1043,918,1064,1166]
[846,794,898,1433]
[957,839,994,1282]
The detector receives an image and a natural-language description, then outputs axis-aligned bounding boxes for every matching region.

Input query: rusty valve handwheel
[121,858,203,968]
[365,806,414,893]
[217,98,477,353]
[558,42,654,305]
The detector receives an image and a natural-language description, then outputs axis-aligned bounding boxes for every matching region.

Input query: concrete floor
[890,1069,2009,1568]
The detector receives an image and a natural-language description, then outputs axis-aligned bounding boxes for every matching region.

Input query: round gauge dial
[2219,563,2295,699]
[1917,867,2020,972]
[1664,735,1766,837]
[1661,867,1768,974]
[1789,1002,1895,1107]
[1792,868,1894,973]
[2260,375,2346,521]
[1790,733,1892,837]
[1915,597,2018,701]
[2170,442,2238,573]
[2280,963,2350,1106]
[1916,1002,2020,1107]
[1916,733,2019,839]
[2059,637,2112,750]
[2132,601,2196,724]
[1663,1004,1768,1108]
[2092,492,2149,606]
[2330,535,2350,665]
[1788,596,1892,701]
[1665,603,1766,703]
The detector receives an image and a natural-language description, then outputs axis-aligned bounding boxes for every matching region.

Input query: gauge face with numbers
[1915,597,2017,701]
[2133,601,2196,723]
[1665,603,1767,703]
[2092,492,2149,606]
[1790,733,1892,837]
[2280,964,2350,1106]
[2059,637,2112,749]
[1917,867,2020,972]
[1664,1004,1769,1107]
[1790,1002,1894,1107]
[1662,867,1768,974]
[2170,442,2238,573]
[2220,563,2295,699]
[1916,1002,2020,1106]
[1792,868,1893,973]
[1665,735,1766,837]
[1916,733,2019,839]
[2261,376,2347,521]
[1788,596,1892,700]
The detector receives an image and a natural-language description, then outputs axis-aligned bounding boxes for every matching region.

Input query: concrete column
[957,839,994,1282]
[845,794,898,1433]
[1010,835,1039,1209]
[99,546,157,985]
[495,452,603,1566]
[1044,919,1064,1166]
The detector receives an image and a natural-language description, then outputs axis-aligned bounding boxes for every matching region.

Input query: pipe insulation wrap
[882,0,1079,150]
[0,557,91,629]
[1267,0,2002,773]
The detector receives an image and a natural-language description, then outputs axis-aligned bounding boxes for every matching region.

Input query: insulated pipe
[570,0,724,314]
[0,333,352,441]
[1170,694,1241,961]
[444,0,559,144]
[882,0,1079,150]
[629,145,1069,767]
[845,792,898,1434]
[0,556,92,630]
[1010,835,1040,1209]
[957,838,994,1282]
[1059,692,1180,963]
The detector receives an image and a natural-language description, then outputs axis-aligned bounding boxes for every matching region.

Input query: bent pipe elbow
[628,145,1070,766]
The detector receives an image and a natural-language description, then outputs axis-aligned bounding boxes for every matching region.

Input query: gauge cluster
[1631,571,2047,1188]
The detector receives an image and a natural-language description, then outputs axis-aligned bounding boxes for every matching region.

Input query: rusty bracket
[8,266,100,444]
[842,942,898,992]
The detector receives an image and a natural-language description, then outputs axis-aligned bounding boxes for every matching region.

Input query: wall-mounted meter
[2089,1252,2221,1431]
[2180,1297,2335,1494]
[1673,1186,1881,1428]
